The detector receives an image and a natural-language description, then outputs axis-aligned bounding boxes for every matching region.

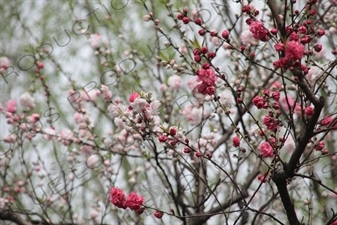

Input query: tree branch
[272,166,300,225]
[0,209,28,225]
[287,69,325,176]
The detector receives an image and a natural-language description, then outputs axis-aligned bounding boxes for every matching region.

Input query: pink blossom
[143,15,151,21]
[321,116,333,126]
[29,113,40,124]
[109,187,126,209]
[125,192,144,211]
[263,115,278,131]
[289,32,299,41]
[74,112,85,124]
[158,134,168,142]
[0,57,10,72]
[89,33,102,49]
[129,92,140,103]
[80,89,99,102]
[100,85,112,102]
[252,96,265,109]
[187,76,199,90]
[183,104,202,125]
[147,100,161,116]
[258,172,268,183]
[130,97,147,113]
[280,96,295,110]
[240,30,256,45]
[196,68,217,95]
[259,142,274,158]
[232,136,240,147]
[168,75,181,89]
[218,90,234,108]
[285,41,305,61]
[274,42,284,52]
[43,128,55,140]
[271,92,280,101]
[154,210,164,219]
[87,154,101,168]
[169,127,177,136]
[271,81,282,90]
[82,145,94,155]
[273,57,289,68]
[211,36,220,46]
[315,141,325,151]
[6,100,17,113]
[59,129,74,146]
[249,20,269,42]
[180,45,187,54]
[108,104,123,119]
[307,66,321,83]
[3,134,17,143]
[304,106,314,116]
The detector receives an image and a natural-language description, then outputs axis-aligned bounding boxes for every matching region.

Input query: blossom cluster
[109,187,165,219]
[196,64,217,95]
[109,187,144,213]
[247,20,269,42]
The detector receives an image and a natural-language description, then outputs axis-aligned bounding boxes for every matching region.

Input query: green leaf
[189,36,201,49]
[159,51,169,61]
[168,52,176,60]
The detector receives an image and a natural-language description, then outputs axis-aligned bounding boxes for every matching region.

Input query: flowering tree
[1,0,337,225]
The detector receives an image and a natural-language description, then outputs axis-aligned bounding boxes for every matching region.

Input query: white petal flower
[20,92,35,109]
[168,75,181,89]
[89,33,101,49]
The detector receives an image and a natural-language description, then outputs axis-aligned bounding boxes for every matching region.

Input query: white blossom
[19,92,35,109]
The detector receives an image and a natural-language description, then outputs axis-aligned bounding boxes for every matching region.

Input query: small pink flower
[285,41,305,61]
[240,30,256,45]
[158,134,168,142]
[136,207,145,214]
[100,85,112,102]
[259,142,274,158]
[274,42,284,52]
[125,192,144,211]
[82,144,94,155]
[196,68,217,95]
[315,141,325,151]
[0,57,10,72]
[154,210,164,219]
[109,187,126,209]
[29,113,40,124]
[89,33,102,49]
[6,100,17,113]
[180,46,187,54]
[304,106,314,116]
[263,115,278,132]
[271,81,282,90]
[272,92,280,101]
[232,136,240,147]
[129,92,140,103]
[59,129,74,146]
[3,134,17,143]
[321,116,333,126]
[168,75,181,89]
[249,20,269,42]
[169,127,177,136]
[252,96,265,109]
[289,32,299,41]
[258,171,268,183]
